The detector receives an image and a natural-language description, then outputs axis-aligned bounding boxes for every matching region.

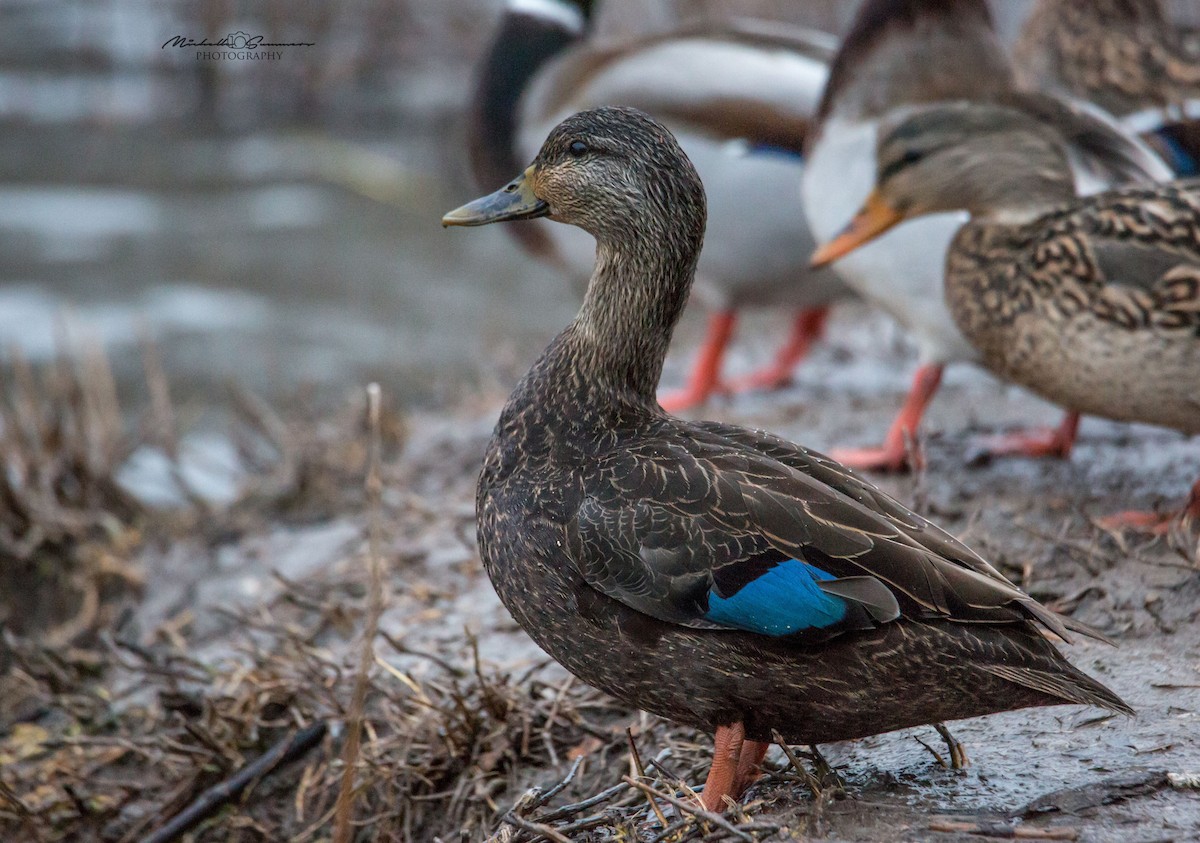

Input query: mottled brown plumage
[950,189,1200,433]
[1013,0,1200,178]
[824,101,1200,529]
[1014,0,1200,118]
[802,0,1170,474]
[445,106,1131,810]
[866,102,1200,434]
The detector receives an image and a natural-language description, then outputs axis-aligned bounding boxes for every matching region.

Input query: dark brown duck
[442,106,1131,812]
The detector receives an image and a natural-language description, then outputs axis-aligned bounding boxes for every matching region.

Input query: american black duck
[443,105,1131,812]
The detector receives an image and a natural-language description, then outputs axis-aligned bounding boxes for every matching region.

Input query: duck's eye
[568,141,589,158]
[881,148,925,182]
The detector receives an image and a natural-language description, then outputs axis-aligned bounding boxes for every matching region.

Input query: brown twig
[487,759,586,842]
[625,730,670,828]
[773,731,824,796]
[535,777,631,823]
[501,812,572,843]
[914,734,951,769]
[142,721,328,843]
[333,383,387,843]
[929,819,1078,840]
[626,727,648,779]
[622,775,755,842]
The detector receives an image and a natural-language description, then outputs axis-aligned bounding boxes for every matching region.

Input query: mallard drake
[470,0,846,411]
[1013,0,1200,176]
[801,0,1171,472]
[811,100,1200,532]
[443,106,1130,812]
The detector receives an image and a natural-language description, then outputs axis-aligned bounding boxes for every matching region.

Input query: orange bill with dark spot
[810,190,904,267]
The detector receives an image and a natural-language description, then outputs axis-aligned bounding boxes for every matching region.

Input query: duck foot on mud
[966,411,1080,466]
[830,363,942,473]
[1097,479,1200,536]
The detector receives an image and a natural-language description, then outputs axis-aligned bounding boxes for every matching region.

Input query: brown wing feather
[570,417,1102,643]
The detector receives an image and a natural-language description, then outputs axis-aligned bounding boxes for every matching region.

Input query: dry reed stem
[333,383,387,842]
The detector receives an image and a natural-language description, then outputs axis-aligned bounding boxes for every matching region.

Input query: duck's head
[813,0,1011,129]
[811,102,1075,265]
[445,106,707,399]
[444,105,705,249]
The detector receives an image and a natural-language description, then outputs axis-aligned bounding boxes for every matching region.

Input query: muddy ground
[3,303,1197,842]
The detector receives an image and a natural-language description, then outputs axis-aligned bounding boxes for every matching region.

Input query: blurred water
[0,0,585,408]
[0,130,580,405]
[0,43,581,405]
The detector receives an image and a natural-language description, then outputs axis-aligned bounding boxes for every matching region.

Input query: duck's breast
[946,219,1200,435]
[982,306,1200,434]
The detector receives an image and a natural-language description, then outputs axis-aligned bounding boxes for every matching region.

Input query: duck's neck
[469,0,594,190]
[559,228,701,405]
[959,148,1077,224]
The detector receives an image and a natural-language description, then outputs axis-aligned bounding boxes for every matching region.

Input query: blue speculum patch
[746,142,804,161]
[704,559,848,636]
[1155,128,1199,177]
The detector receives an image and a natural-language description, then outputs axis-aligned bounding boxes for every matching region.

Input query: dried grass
[0,344,145,657]
[0,584,649,842]
[0,347,783,842]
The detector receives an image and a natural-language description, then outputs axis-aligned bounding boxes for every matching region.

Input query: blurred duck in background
[1013,0,1200,177]
[802,0,1172,472]
[811,101,1200,533]
[469,0,847,411]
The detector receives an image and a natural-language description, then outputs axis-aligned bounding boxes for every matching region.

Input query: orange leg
[830,363,944,473]
[699,723,770,812]
[700,722,746,812]
[725,307,831,393]
[970,411,1080,463]
[732,737,770,795]
[1098,477,1200,535]
[660,311,737,412]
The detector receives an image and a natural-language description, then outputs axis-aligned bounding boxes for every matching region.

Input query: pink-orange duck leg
[970,411,1081,462]
[661,307,831,412]
[831,363,944,472]
[1098,477,1200,535]
[700,722,770,812]
[660,311,736,412]
[725,307,831,393]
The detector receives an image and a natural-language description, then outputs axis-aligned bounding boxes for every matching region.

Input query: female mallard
[812,100,1200,531]
[1013,0,1200,176]
[802,0,1171,472]
[470,0,846,410]
[443,106,1130,811]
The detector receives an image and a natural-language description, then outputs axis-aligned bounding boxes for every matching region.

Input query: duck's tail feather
[979,661,1134,717]
[1056,611,1118,647]
[1018,596,1118,647]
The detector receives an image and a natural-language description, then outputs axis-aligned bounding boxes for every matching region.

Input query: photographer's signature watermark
[162,31,314,60]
